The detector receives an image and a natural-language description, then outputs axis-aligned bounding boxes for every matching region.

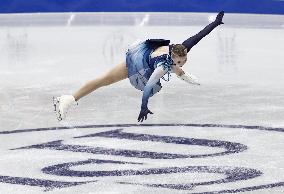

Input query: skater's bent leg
[73,61,128,101]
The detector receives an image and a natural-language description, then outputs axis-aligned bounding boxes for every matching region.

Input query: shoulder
[150,46,169,58]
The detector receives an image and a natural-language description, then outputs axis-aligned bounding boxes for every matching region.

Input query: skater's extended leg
[53,61,128,121]
[73,61,128,101]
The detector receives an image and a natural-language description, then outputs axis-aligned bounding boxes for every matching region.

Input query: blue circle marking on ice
[41,159,262,190]
[0,123,283,193]
[73,128,247,158]
[1,123,284,135]
[15,128,247,159]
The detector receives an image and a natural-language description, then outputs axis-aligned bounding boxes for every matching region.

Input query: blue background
[0,0,283,14]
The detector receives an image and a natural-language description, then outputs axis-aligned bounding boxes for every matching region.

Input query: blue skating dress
[125,15,224,119]
[126,18,222,99]
[126,39,173,97]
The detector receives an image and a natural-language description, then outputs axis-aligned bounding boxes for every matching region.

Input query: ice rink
[0,12,284,193]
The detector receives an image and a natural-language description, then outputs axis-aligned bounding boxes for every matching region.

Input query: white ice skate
[53,95,77,121]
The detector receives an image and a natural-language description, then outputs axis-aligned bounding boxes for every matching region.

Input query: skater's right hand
[138,107,154,123]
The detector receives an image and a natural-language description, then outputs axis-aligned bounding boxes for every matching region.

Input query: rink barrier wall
[0,0,283,15]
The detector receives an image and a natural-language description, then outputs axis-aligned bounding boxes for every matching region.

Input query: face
[171,54,187,67]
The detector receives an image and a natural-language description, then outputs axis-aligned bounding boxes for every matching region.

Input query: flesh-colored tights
[73,61,128,101]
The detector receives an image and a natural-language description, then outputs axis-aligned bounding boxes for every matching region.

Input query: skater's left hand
[215,11,225,25]
[138,107,153,122]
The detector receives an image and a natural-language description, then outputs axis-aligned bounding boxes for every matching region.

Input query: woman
[54,11,224,122]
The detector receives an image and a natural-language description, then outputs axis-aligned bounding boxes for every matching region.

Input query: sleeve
[141,65,167,109]
[182,21,220,52]
[177,71,200,85]
[172,65,200,85]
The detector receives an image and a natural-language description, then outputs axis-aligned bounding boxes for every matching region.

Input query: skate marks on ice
[0,123,283,193]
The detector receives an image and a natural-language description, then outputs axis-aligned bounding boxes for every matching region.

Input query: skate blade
[53,97,63,121]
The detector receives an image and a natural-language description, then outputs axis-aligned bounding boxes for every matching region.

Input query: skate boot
[53,95,77,121]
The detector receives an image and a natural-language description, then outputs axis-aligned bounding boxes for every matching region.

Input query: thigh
[103,61,128,83]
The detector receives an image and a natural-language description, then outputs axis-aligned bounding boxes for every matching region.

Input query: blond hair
[172,44,187,57]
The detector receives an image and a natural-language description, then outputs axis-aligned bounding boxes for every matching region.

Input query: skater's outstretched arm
[138,66,167,122]
[182,11,224,52]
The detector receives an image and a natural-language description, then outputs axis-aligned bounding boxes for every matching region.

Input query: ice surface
[0,13,283,194]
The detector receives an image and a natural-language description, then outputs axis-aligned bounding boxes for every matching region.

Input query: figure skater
[53,11,224,122]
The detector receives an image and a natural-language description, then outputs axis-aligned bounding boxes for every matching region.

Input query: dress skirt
[126,39,169,96]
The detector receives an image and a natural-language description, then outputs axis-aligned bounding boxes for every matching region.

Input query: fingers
[137,114,144,122]
[137,114,142,122]
[137,109,154,122]
[217,11,224,17]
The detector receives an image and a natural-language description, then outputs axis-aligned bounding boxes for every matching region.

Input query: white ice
[0,13,283,194]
